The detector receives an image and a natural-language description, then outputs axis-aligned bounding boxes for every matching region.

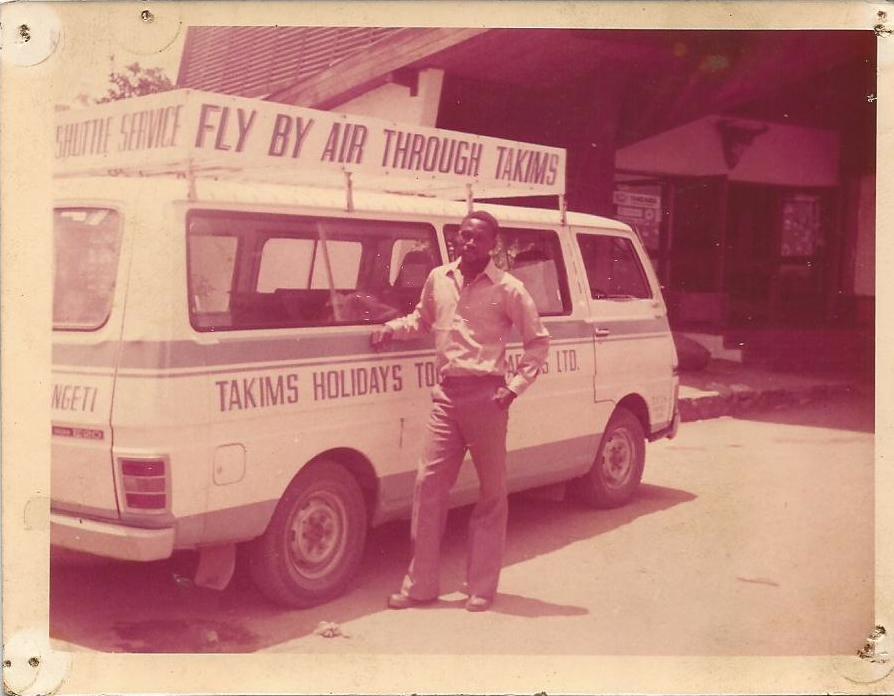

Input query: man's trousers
[401,375,510,600]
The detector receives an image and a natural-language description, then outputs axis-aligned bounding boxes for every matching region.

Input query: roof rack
[54,89,567,217]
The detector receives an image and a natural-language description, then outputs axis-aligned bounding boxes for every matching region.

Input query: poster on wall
[613,186,662,252]
[780,193,821,257]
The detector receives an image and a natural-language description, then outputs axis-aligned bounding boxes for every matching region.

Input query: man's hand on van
[370,325,394,349]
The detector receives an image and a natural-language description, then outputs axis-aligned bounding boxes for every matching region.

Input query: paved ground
[50,394,875,655]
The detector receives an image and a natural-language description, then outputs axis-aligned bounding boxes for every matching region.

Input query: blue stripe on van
[52,317,668,370]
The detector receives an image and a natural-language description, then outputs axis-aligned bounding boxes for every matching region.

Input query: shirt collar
[445,258,504,284]
[483,259,504,283]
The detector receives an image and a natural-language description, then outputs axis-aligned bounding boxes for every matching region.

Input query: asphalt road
[49,393,875,655]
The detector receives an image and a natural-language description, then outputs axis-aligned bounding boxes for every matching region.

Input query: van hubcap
[602,428,634,488]
[287,491,347,579]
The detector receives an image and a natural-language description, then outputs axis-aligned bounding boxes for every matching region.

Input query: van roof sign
[54,89,566,200]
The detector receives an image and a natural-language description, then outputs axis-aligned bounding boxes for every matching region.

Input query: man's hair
[463,210,501,238]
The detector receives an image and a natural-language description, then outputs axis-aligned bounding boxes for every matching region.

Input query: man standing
[371,211,550,612]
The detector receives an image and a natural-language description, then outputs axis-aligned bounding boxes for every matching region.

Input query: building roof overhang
[267,28,489,108]
[178,27,874,146]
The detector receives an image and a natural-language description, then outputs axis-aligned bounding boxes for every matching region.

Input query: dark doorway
[664,176,728,328]
[725,184,832,328]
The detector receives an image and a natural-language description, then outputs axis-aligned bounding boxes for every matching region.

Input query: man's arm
[371,270,436,347]
[503,285,550,397]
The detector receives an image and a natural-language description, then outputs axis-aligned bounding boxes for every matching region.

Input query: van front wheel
[577,407,645,508]
[249,460,367,608]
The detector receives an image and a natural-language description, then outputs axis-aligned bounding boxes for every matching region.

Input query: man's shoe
[465,595,493,612]
[387,592,436,609]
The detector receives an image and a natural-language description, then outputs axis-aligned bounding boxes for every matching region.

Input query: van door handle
[593,328,611,338]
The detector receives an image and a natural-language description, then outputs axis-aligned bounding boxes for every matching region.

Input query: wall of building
[853,173,875,298]
[331,69,444,126]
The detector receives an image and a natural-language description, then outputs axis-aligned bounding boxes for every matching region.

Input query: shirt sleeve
[383,269,436,339]
[504,284,550,396]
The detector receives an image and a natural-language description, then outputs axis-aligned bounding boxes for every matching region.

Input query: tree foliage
[95,62,174,103]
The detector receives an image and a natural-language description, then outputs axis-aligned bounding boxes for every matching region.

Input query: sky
[50,4,187,107]
[83,32,186,104]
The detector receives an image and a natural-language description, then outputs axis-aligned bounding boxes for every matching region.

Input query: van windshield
[53,208,122,330]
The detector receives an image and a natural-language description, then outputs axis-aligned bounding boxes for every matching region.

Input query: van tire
[248,460,367,608]
[576,407,645,509]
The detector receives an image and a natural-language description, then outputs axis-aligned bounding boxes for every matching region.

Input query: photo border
[2,1,890,693]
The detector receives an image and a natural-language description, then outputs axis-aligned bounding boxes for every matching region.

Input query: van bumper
[51,511,175,561]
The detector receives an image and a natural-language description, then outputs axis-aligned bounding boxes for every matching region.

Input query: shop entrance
[725,184,831,328]
[613,173,839,331]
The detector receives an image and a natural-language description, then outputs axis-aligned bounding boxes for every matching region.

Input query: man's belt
[439,374,507,388]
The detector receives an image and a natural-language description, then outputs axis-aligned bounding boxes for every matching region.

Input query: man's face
[458,217,497,265]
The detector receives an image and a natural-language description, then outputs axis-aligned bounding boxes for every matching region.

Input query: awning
[615,115,840,187]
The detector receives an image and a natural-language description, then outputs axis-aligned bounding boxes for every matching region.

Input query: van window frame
[185,209,440,332]
[442,223,573,317]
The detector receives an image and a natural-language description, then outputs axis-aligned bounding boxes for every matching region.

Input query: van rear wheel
[249,460,367,608]
[577,407,645,508]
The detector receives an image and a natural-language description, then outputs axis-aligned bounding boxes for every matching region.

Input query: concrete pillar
[565,71,626,217]
[436,71,627,216]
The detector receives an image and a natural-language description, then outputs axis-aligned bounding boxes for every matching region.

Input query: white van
[51,90,679,607]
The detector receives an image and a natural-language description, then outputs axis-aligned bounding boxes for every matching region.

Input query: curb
[678,382,862,423]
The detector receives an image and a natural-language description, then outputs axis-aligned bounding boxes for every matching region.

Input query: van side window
[256,238,315,292]
[576,234,652,300]
[256,238,363,292]
[189,235,238,318]
[53,208,123,331]
[187,211,439,331]
[444,225,571,316]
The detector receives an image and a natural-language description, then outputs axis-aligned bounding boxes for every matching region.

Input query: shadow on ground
[50,483,695,652]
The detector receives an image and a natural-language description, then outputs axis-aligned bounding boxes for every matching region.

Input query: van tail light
[120,458,167,511]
